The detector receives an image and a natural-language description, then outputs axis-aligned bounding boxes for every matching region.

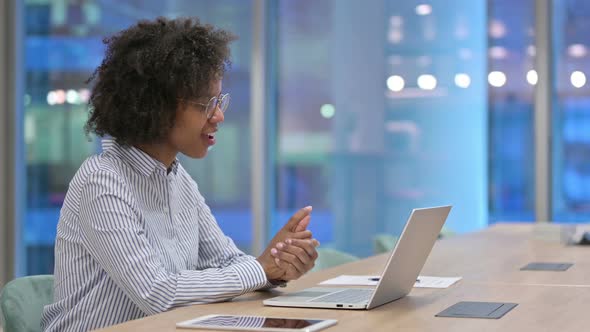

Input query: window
[273,0,488,257]
[21,0,254,275]
[487,0,536,222]
[552,0,590,222]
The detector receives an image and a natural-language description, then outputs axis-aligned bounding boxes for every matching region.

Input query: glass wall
[553,0,590,222]
[487,0,535,223]
[272,0,488,257]
[271,0,334,250]
[19,0,589,275]
[21,0,254,275]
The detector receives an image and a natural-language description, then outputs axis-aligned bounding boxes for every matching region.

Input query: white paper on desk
[413,276,462,288]
[319,275,462,288]
[319,275,380,286]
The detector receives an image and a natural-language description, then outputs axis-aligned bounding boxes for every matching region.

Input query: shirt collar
[102,138,179,177]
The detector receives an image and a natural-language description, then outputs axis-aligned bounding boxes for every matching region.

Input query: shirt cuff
[229,259,269,293]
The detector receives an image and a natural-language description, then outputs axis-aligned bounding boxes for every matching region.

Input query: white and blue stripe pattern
[191,315,266,328]
[41,138,269,331]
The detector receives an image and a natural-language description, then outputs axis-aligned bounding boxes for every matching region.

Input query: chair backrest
[373,234,399,254]
[374,227,455,255]
[312,248,359,272]
[0,275,54,332]
[439,226,456,239]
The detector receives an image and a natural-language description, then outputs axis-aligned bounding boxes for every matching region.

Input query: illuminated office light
[386,75,405,92]
[526,45,536,57]
[388,29,403,44]
[458,48,472,60]
[417,55,432,67]
[526,70,538,85]
[55,89,66,104]
[320,104,335,119]
[455,23,469,40]
[454,73,471,88]
[389,15,403,27]
[66,89,78,104]
[79,88,91,102]
[568,44,587,58]
[417,74,437,90]
[24,94,31,106]
[571,71,586,88]
[47,91,58,105]
[488,71,506,87]
[489,20,506,39]
[489,46,508,59]
[415,4,432,16]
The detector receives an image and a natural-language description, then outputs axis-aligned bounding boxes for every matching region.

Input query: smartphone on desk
[176,314,337,332]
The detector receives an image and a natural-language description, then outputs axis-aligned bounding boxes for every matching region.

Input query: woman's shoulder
[70,153,129,188]
[62,153,132,213]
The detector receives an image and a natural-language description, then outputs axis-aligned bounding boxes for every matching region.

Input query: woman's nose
[209,106,224,123]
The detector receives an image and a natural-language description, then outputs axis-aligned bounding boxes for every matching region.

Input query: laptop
[263,205,452,310]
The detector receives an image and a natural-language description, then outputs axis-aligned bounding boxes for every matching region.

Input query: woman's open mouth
[202,132,216,145]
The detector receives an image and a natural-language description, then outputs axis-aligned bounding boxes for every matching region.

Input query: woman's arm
[78,170,268,316]
[192,189,258,269]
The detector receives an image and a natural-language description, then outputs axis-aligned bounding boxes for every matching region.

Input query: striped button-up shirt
[42,139,270,331]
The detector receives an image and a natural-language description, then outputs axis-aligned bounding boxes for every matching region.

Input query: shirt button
[163,207,169,214]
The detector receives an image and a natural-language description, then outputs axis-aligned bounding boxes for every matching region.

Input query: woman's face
[167,79,225,159]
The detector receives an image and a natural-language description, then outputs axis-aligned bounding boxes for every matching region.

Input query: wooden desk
[97,223,590,331]
[422,223,590,286]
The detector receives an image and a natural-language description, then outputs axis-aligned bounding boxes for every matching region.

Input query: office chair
[312,248,359,272]
[373,234,399,254]
[0,275,54,332]
[374,226,455,255]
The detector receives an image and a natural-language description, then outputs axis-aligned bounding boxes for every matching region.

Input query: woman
[42,17,319,331]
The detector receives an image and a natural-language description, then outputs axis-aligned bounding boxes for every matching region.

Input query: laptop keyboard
[310,289,374,304]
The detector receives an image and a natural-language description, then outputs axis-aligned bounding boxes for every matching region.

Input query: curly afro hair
[84,17,236,146]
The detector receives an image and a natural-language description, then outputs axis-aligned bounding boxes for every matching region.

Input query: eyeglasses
[183,93,230,119]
